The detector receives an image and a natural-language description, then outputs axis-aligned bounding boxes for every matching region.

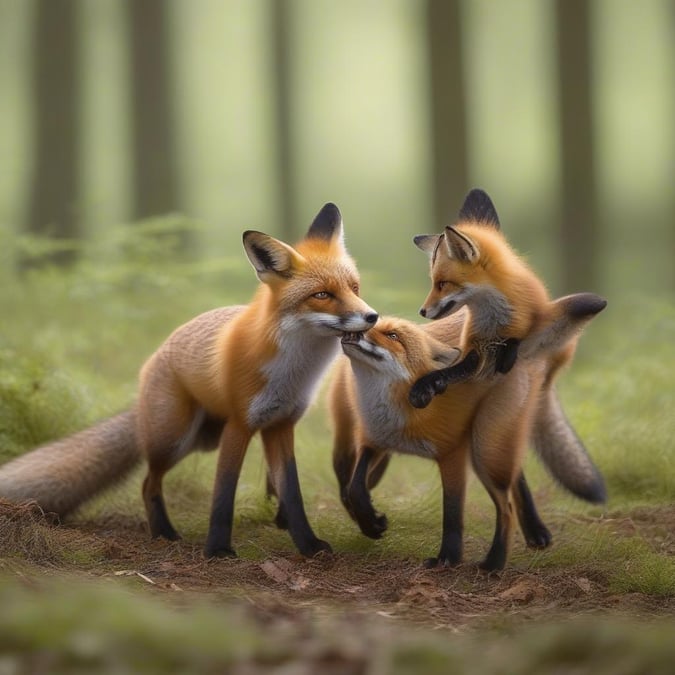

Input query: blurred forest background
[0,0,673,304]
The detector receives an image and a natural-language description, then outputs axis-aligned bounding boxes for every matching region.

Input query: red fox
[0,203,378,559]
[409,189,607,503]
[330,291,605,571]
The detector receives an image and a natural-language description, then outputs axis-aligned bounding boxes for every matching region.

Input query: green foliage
[0,346,90,462]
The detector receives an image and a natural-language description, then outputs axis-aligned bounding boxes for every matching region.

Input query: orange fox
[330,291,604,571]
[0,204,378,558]
[409,189,608,504]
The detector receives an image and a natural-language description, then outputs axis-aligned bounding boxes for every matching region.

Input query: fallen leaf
[575,577,592,593]
[260,560,291,584]
[499,579,545,603]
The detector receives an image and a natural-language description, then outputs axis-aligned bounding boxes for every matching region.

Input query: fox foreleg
[262,421,332,557]
[409,350,480,408]
[346,447,388,539]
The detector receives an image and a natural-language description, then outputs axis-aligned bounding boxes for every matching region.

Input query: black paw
[423,556,460,569]
[524,524,552,549]
[300,538,333,558]
[274,506,289,530]
[478,552,506,572]
[409,373,446,408]
[150,523,181,541]
[203,545,237,559]
[357,513,388,540]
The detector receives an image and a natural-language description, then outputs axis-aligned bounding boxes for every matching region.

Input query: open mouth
[341,332,363,345]
[341,332,383,361]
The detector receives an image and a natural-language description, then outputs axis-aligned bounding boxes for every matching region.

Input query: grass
[0,226,674,665]
[1,577,675,674]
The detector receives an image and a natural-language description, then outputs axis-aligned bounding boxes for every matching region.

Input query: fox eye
[352,283,360,295]
[313,291,331,300]
[385,332,399,341]
[436,280,449,292]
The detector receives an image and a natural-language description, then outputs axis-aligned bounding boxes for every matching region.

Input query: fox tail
[0,410,140,517]
[532,389,606,503]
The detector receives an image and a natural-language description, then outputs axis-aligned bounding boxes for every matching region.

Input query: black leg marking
[409,350,480,408]
[148,494,181,541]
[334,450,355,515]
[274,501,289,530]
[424,491,463,568]
[346,448,388,539]
[280,457,332,557]
[515,473,552,549]
[479,496,509,572]
[204,471,239,558]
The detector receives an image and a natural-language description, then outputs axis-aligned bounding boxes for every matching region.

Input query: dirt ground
[2,499,674,633]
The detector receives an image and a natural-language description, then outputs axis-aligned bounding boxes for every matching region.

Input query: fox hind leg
[346,446,388,539]
[424,449,467,568]
[139,406,206,541]
[513,472,552,548]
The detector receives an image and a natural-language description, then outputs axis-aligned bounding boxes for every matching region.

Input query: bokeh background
[1,0,673,310]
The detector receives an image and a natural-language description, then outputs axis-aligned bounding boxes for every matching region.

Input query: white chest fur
[247,319,340,430]
[352,368,436,459]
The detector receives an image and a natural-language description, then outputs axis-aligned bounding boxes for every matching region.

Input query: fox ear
[458,188,500,229]
[242,231,304,282]
[306,202,344,245]
[413,234,442,260]
[431,343,460,367]
[443,226,479,263]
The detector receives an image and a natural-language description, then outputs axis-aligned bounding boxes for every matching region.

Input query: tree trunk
[427,0,469,227]
[271,0,296,240]
[555,0,598,291]
[26,0,80,266]
[127,0,180,223]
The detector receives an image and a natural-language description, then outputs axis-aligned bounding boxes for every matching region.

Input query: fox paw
[357,513,388,540]
[203,545,237,559]
[524,524,552,549]
[423,556,460,569]
[409,374,447,408]
[301,538,333,558]
[274,506,289,530]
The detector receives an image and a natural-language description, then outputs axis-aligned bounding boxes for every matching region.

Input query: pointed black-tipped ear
[306,202,343,242]
[458,188,500,229]
[413,234,442,260]
[444,226,479,263]
[242,230,304,282]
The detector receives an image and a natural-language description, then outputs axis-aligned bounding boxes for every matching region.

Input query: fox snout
[342,309,378,332]
[419,302,455,319]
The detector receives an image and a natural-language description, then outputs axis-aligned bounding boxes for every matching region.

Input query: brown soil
[2,499,674,633]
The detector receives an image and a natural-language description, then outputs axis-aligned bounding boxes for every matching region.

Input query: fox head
[242,203,378,336]
[414,189,547,322]
[341,317,459,383]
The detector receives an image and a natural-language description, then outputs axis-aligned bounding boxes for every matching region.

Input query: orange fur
[0,204,378,560]
[329,306,601,570]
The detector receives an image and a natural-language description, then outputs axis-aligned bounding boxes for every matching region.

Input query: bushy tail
[532,388,606,503]
[0,410,141,517]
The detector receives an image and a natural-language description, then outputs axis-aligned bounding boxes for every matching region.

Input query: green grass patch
[0,228,673,588]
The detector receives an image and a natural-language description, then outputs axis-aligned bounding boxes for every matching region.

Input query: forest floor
[2,498,675,673]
